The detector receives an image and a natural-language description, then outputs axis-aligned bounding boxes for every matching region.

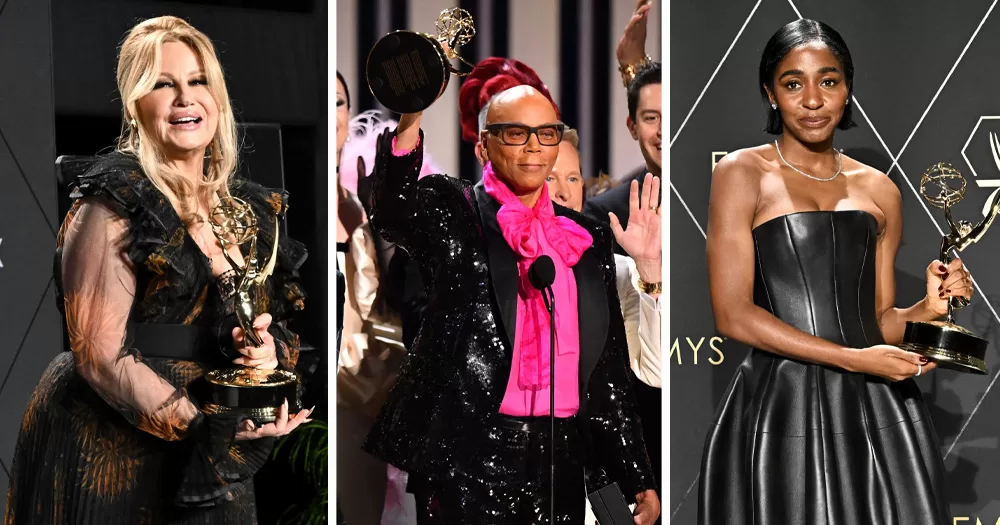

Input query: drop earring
[129,119,139,148]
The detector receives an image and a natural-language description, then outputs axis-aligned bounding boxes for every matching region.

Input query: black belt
[123,322,226,361]
[494,414,578,434]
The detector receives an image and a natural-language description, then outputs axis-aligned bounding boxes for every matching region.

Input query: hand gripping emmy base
[365,7,476,114]
[900,163,1000,375]
[202,195,299,423]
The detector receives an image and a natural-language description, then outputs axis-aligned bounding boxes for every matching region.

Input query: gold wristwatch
[637,278,661,295]
[619,55,653,87]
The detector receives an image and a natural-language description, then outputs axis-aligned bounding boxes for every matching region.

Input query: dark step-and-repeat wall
[0,0,326,506]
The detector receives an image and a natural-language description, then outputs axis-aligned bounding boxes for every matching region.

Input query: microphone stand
[541,286,556,525]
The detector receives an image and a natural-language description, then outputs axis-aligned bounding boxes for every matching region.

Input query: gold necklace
[774,140,843,182]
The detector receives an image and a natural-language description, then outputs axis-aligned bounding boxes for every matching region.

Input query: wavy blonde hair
[115,16,238,222]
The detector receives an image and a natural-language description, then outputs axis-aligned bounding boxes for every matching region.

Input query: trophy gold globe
[365,7,477,114]
[202,195,299,422]
[900,162,1000,375]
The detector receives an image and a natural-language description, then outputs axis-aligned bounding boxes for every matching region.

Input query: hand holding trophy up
[202,196,300,423]
[366,7,477,113]
[900,162,1000,374]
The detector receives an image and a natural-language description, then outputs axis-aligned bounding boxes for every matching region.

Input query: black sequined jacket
[361,130,656,499]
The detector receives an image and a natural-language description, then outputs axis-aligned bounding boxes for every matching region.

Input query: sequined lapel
[473,182,519,353]
[554,205,608,388]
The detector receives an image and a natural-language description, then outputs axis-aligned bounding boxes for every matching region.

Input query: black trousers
[410,415,586,525]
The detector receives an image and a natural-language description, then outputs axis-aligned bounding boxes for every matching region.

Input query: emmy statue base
[899,162,1000,375]
[202,368,300,423]
[201,195,301,422]
[901,319,988,375]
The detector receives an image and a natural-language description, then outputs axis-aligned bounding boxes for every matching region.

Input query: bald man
[362,86,659,524]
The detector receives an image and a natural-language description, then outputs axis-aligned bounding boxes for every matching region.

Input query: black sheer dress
[5,153,308,524]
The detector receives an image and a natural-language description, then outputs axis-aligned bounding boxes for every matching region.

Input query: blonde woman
[6,17,311,524]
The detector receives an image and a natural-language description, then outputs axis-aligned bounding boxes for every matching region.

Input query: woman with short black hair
[699,19,962,524]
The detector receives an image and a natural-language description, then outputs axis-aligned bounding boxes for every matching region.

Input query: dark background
[671,0,1000,522]
[0,0,327,521]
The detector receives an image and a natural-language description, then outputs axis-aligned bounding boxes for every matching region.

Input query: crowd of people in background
[335,1,663,523]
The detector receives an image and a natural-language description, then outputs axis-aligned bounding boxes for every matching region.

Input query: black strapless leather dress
[698,210,949,525]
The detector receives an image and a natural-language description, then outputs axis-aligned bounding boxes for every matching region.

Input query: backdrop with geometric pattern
[0,0,61,506]
[671,0,1000,522]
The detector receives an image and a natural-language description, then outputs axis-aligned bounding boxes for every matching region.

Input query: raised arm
[609,174,662,388]
[616,0,653,87]
[617,256,661,388]
[365,112,470,268]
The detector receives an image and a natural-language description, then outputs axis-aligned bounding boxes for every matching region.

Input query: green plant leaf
[272,420,329,523]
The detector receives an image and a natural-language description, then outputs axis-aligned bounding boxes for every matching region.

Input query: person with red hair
[387,56,564,349]
[361,48,659,521]
[458,56,560,162]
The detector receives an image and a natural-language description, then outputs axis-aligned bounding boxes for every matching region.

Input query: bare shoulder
[709,146,771,225]
[712,145,770,187]
[842,154,901,204]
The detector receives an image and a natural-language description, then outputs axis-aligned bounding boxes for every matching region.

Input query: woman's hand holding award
[202,196,299,423]
[901,163,1000,375]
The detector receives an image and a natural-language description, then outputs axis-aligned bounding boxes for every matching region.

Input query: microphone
[528,255,557,524]
[530,259,631,524]
[528,255,556,291]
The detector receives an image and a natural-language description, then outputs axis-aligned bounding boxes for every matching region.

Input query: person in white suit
[547,128,661,524]
[547,129,661,388]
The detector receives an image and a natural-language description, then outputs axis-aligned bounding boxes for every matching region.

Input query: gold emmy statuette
[900,162,1000,375]
[202,196,298,422]
[365,7,476,114]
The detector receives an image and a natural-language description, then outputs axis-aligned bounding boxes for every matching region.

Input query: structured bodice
[752,210,883,348]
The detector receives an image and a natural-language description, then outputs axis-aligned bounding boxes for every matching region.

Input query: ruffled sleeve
[231,181,311,372]
[173,411,275,507]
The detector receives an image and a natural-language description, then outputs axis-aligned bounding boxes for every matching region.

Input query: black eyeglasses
[484,122,566,146]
